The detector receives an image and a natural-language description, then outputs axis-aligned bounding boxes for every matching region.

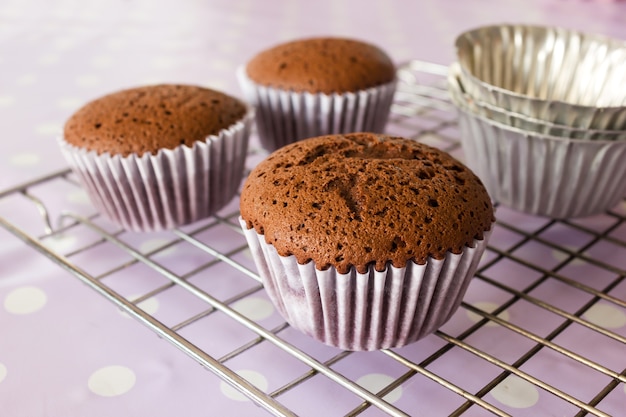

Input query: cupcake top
[240,133,494,274]
[63,84,247,157]
[245,37,395,94]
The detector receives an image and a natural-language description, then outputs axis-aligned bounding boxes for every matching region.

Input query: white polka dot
[52,36,78,51]
[138,77,169,86]
[583,303,626,329]
[51,8,73,19]
[0,7,21,19]
[104,38,126,51]
[4,286,47,314]
[220,369,268,402]
[151,56,178,69]
[491,375,539,408]
[43,234,78,253]
[210,59,234,71]
[88,365,136,397]
[16,74,37,85]
[76,75,101,87]
[551,246,586,267]
[203,79,227,90]
[91,55,114,68]
[224,27,244,39]
[35,123,61,136]
[139,238,177,257]
[9,152,40,166]
[66,190,91,205]
[121,296,159,318]
[39,53,60,66]
[232,297,274,321]
[57,97,83,110]
[357,373,403,403]
[392,46,413,61]
[216,43,236,53]
[0,363,7,383]
[0,96,15,107]
[138,297,159,314]
[162,39,199,50]
[467,302,510,327]
[125,12,151,24]
[229,14,249,25]
[385,31,405,44]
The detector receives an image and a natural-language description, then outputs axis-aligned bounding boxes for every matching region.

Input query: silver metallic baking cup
[454,102,626,218]
[237,66,397,151]
[59,110,253,232]
[455,24,626,130]
[241,217,491,351]
[448,63,626,141]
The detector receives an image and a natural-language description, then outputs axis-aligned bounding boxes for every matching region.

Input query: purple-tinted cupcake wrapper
[58,110,253,232]
[237,66,397,151]
[240,217,491,351]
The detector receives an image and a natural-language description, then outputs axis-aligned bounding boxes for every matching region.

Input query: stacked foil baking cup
[449,24,626,218]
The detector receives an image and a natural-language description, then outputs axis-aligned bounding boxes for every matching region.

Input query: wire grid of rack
[1,60,625,417]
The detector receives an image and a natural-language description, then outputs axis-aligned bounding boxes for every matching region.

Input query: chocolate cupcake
[61,84,253,231]
[238,37,397,151]
[240,133,494,350]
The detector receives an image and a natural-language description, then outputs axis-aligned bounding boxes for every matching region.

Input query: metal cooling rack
[1,60,625,417]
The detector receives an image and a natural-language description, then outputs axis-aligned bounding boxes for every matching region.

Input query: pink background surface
[1,1,626,416]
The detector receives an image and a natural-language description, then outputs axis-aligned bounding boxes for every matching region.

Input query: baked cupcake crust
[63,84,247,157]
[245,37,395,94]
[240,133,494,274]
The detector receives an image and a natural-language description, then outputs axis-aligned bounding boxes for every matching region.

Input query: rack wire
[1,60,625,416]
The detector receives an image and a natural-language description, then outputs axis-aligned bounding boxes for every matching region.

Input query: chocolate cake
[245,37,395,93]
[60,84,252,231]
[64,84,247,156]
[238,37,397,151]
[239,132,494,350]
[241,132,493,274]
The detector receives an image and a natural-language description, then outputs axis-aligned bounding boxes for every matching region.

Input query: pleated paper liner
[241,217,491,351]
[237,67,396,152]
[59,110,253,232]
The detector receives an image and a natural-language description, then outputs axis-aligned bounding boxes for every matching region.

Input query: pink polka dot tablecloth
[1,1,626,416]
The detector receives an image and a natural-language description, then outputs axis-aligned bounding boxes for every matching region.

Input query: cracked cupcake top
[64,84,247,157]
[240,133,494,274]
[245,37,395,94]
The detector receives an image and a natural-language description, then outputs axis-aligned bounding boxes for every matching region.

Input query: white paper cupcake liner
[237,66,397,151]
[241,217,491,351]
[59,110,253,232]
[455,105,626,218]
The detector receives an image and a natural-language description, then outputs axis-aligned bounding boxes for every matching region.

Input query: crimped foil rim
[454,23,626,131]
[454,23,626,110]
[447,63,626,141]
[448,75,626,146]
